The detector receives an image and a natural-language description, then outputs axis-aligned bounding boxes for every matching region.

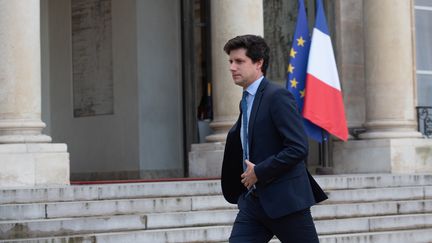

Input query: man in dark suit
[221,35,327,243]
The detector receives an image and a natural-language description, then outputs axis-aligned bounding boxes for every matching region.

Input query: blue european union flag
[286,0,325,142]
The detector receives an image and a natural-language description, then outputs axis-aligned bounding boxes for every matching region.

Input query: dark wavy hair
[223,35,270,75]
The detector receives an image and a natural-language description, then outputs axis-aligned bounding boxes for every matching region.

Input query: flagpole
[316,132,333,175]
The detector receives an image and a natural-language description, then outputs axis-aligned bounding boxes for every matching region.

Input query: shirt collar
[245,76,264,96]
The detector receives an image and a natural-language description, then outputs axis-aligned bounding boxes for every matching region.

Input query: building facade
[0,0,431,187]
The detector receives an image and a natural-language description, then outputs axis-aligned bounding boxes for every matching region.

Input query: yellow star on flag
[300,89,305,98]
[290,78,298,88]
[297,36,306,47]
[287,64,295,74]
[290,48,297,58]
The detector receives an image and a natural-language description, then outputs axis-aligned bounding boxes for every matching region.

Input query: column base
[359,131,423,140]
[359,120,422,139]
[205,133,228,143]
[0,134,52,143]
[0,143,70,187]
[333,138,432,174]
[315,166,334,175]
[188,142,225,177]
[205,120,235,143]
[0,120,52,143]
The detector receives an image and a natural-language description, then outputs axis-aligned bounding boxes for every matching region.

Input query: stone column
[332,0,432,174]
[360,0,421,139]
[0,0,52,143]
[189,1,264,177]
[206,0,264,142]
[333,0,365,132]
[0,0,69,187]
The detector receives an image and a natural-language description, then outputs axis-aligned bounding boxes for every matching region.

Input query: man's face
[228,48,263,89]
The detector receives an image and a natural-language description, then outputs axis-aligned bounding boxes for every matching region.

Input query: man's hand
[241,160,258,189]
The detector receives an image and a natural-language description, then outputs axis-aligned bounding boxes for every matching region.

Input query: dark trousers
[229,193,319,243]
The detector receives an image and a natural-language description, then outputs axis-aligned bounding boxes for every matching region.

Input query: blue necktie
[241,91,248,171]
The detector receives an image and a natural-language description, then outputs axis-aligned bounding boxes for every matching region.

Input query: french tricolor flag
[303,0,348,141]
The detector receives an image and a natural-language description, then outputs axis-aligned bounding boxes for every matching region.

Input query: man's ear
[256,59,264,70]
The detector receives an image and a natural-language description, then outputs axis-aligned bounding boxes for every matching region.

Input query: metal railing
[416,106,432,138]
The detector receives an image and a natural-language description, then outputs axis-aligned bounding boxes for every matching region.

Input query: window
[415,0,432,106]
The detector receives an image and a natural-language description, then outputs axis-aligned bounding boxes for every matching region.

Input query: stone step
[0,214,147,240]
[222,240,280,243]
[2,207,432,240]
[145,210,237,230]
[323,185,432,204]
[221,228,432,243]
[131,211,432,234]
[3,225,432,243]
[1,174,432,242]
[315,213,432,235]
[319,228,432,243]
[0,180,222,205]
[1,210,236,240]
[0,195,236,220]
[317,173,432,190]
[0,225,231,243]
[312,199,432,219]
[1,173,432,205]
[1,186,431,221]
[0,186,432,220]
[140,206,432,231]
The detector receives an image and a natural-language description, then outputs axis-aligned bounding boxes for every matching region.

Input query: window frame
[414,3,432,107]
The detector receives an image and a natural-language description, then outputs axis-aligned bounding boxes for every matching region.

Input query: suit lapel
[248,79,267,149]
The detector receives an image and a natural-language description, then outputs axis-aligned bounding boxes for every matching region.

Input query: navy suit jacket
[221,78,327,219]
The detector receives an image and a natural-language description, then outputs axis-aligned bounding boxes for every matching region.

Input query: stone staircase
[0,174,432,243]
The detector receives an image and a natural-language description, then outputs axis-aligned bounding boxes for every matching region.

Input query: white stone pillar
[189,1,264,177]
[206,0,264,142]
[332,0,432,174]
[333,0,365,131]
[0,0,69,187]
[0,0,51,143]
[360,0,421,139]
